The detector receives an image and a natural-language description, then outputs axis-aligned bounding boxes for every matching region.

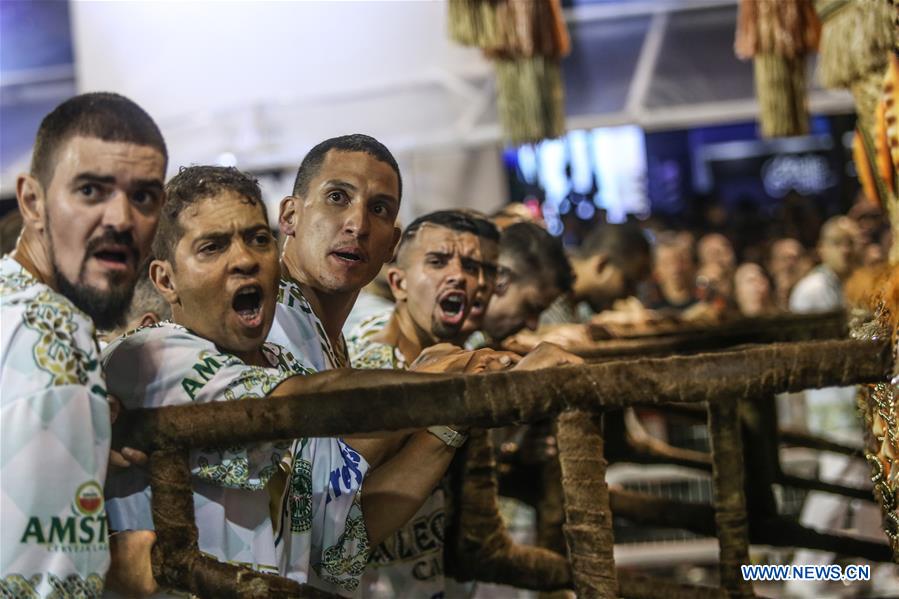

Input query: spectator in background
[540,222,651,325]
[640,231,699,313]
[789,216,860,314]
[476,221,574,344]
[848,197,888,266]
[733,263,776,317]
[697,233,736,274]
[767,238,810,311]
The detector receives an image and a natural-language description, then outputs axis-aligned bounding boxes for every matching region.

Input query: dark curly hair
[152,165,265,265]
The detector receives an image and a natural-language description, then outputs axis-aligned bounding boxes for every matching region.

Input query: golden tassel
[736,0,821,138]
[448,0,570,144]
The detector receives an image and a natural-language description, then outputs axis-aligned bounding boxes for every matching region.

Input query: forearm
[343,431,411,469]
[106,531,158,597]
[360,431,456,545]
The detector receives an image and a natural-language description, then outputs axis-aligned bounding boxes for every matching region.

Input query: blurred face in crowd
[280,150,401,295]
[484,262,561,340]
[734,263,772,317]
[577,251,651,312]
[152,192,279,363]
[818,217,860,280]
[389,224,485,343]
[697,262,733,300]
[654,243,695,295]
[768,238,805,283]
[457,237,499,337]
[697,233,735,272]
[17,136,166,329]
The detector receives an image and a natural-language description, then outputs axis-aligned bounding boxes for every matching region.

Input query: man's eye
[252,233,271,246]
[78,184,96,197]
[200,243,220,254]
[372,204,385,216]
[132,190,157,206]
[327,190,348,203]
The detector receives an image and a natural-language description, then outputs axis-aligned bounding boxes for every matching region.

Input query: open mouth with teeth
[232,285,264,328]
[91,247,132,272]
[437,291,467,327]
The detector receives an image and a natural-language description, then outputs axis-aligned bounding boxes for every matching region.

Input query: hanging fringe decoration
[816,0,897,141]
[494,57,566,144]
[816,0,895,89]
[735,0,821,137]
[448,0,570,144]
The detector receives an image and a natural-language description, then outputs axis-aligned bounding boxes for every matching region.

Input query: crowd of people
[0,91,890,599]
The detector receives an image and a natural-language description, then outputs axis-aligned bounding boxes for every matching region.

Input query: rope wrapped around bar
[114,339,891,452]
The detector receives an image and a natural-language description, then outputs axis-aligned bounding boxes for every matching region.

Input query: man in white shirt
[1,92,167,598]
[346,211,579,598]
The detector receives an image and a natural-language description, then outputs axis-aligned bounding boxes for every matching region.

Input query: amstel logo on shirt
[19,481,108,551]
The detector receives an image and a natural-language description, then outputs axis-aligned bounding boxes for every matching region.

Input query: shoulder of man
[346,310,401,370]
[789,267,840,313]
[102,322,248,408]
[1,257,104,403]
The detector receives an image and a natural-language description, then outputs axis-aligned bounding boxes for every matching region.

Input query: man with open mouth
[103,165,412,597]
[270,136,521,591]
[1,93,167,598]
[345,210,516,598]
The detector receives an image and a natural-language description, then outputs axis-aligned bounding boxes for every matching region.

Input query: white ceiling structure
[2,0,855,219]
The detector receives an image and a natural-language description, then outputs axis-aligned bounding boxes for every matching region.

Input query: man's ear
[16,174,46,233]
[386,266,407,301]
[594,253,610,274]
[149,259,179,306]
[139,312,161,328]
[494,271,511,296]
[278,196,298,238]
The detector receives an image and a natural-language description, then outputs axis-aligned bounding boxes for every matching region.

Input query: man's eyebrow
[72,172,116,185]
[240,224,270,235]
[425,251,451,259]
[72,173,163,191]
[323,180,357,193]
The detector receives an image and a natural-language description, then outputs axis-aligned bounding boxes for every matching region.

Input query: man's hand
[410,343,520,374]
[108,395,148,469]
[106,530,158,597]
[513,341,584,371]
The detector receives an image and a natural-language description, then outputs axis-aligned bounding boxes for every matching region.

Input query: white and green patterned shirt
[346,311,446,599]
[1,255,110,598]
[270,277,348,371]
[268,279,371,596]
[103,322,312,582]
